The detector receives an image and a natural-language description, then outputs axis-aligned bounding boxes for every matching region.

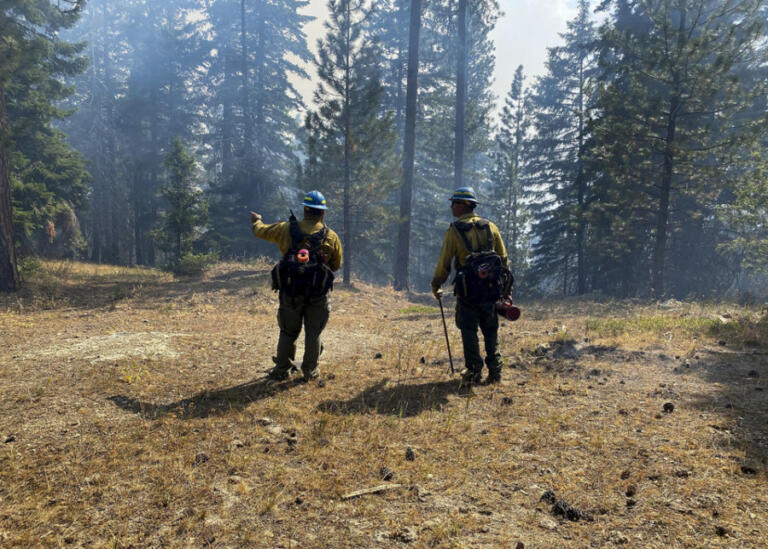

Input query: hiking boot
[461,370,482,386]
[301,368,320,382]
[267,368,290,381]
[486,371,502,385]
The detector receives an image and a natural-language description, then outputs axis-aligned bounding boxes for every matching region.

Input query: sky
[292,0,581,113]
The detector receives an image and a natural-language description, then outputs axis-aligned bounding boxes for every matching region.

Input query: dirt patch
[22,331,189,363]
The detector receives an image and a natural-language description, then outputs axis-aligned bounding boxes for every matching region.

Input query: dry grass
[1,260,767,548]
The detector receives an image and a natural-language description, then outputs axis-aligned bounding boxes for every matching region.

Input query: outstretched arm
[250,212,285,244]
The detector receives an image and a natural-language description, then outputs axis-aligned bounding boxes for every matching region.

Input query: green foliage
[1,0,89,256]
[205,0,314,257]
[164,252,219,278]
[308,0,401,283]
[591,0,768,297]
[153,138,208,262]
[490,65,532,285]
[718,151,768,273]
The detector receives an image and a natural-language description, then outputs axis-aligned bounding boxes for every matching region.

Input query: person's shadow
[109,376,297,419]
[318,378,462,417]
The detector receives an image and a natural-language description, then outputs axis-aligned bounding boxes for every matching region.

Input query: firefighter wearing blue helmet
[431,186,512,386]
[249,190,342,382]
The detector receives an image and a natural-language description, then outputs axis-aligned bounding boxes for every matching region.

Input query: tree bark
[576,55,586,294]
[342,0,352,286]
[0,85,19,292]
[652,3,686,299]
[453,0,467,189]
[393,0,422,291]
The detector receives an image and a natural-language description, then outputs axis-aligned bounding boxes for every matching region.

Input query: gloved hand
[249,211,262,223]
[433,287,443,300]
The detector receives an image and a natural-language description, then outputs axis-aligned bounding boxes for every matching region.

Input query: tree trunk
[576,55,586,294]
[652,3,686,299]
[240,0,255,202]
[0,85,19,292]
[394,0,422,291]
[342,0,352,286]
[453,0,467,189]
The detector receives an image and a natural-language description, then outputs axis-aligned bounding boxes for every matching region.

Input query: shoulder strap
[452,222,476,252]
[477,219,493,251]
[452,219,494,253]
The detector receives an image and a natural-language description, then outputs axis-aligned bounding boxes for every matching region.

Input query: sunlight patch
[25,332,188,363]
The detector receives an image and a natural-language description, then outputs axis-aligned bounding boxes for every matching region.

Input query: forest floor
[1,260,767,548]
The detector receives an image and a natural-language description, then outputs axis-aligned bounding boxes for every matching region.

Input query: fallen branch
[341,484,404,500]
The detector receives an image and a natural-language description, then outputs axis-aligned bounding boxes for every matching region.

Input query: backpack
[451,218,513,303]
[271,212,334,298]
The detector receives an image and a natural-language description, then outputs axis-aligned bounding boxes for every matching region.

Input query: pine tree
[0,0,88,291]
[526,0,597,295]
[154,137,208,263]
[408,0,499,289]
[594,0,767,297]
[312,0,400,284]
[206,0,314,257]
[491,65,531,282]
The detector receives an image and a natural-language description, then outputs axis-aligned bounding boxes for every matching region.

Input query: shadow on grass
[318,378,462,417]
[109,375,299,419]
[6,267,273,311]
[684,344,768,470]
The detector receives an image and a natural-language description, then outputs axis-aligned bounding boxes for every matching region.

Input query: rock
[420,356,426,364]
[625,485,636,497]
[4,435,16,443]
[663,402,675,413]
[715,526,729,537]
[265,425,282,436]
[194,452,209,465]
[380,466,395,481]
[405,447,416,461]
[620,470,630,480]
[539,517,558,531]
[374,352,383,359]
[740,465,757,475]
[501,396,513,406]
[626,499,636,508]
[748,370,759,378]
[257,417,273,426]
[675,470,690,478]
[516,543,525,549]
[317,379,326,388]
[718,340,726,346]
[229,439,245,449]
[618,409,629,416]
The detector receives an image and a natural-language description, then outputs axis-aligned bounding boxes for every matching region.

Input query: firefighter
[250,190,342,382]
[431,187,511,385]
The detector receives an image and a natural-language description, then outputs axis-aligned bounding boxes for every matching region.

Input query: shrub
[165,252,218,277]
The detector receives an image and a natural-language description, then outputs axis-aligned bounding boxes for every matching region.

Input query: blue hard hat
[450,186,478,204]
[302,190,328,210]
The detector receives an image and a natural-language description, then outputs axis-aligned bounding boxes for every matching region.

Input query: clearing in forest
[1,261,766,547]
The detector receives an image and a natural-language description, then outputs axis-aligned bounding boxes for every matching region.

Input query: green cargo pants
[455,299,503,377]
[273,292,330,378]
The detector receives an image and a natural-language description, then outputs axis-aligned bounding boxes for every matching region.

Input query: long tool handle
[437,295,455,374]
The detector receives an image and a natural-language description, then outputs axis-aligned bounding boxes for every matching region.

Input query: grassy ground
[1,260,767,548]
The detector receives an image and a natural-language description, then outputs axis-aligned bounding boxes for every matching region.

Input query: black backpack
[271,212,334,298]
[451,218,513,303]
